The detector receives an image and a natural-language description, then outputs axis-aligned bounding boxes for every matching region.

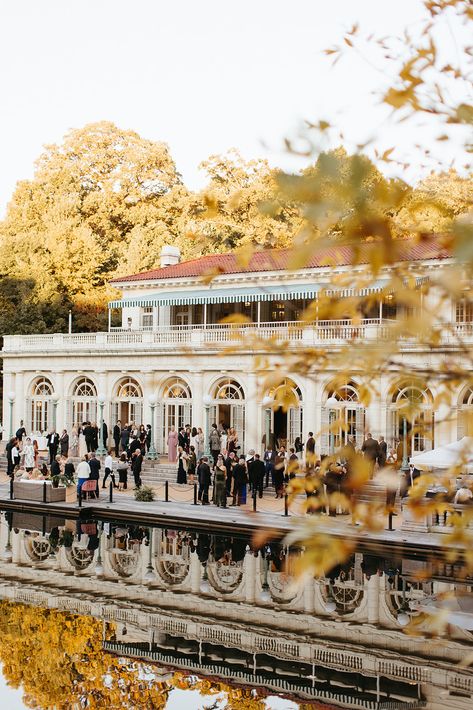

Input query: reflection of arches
[322,379,365,451]
[24,535,51,562]
[210,378,246,450]
[112,377,143,426]
[155,530,190,585]
[70,377,97,427]
[160,378,192,454]
[268,378,303,450]
[65,543,94,570]
[458,385,473,439]
[383,575,427,623]
[207,555,244,594]
[108,550,140,577]
[389,380,433,455]
[29,377,54,433]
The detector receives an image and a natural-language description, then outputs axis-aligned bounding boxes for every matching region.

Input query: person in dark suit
[83,422,94,453]
[361,433,379,476]
[15,421,26,444]
[131,449,143,488]
[120,425,130,452]
[197,456,212,504]
[113,421,121,455]
[88,453,101,498]
[47,430,59,464]
[251,453,266,498]
[102,421,108,450]
[59,430,69,457]
[378,436,387,467]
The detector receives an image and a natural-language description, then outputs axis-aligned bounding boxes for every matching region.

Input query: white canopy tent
[410,436,473,470]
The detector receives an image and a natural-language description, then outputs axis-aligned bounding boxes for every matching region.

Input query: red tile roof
[110,238,452,283]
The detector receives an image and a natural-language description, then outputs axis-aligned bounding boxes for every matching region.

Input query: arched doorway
[458,385,473,439]
[69,377,97,428]
[321,381,365,453]
[389,380,433,455]
[211,378,246,451]
[28,377,54,434]
[267,378,303,450]
[159,377,192,453]
[112,377,143,426]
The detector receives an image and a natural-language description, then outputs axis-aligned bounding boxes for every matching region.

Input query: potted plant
[134,486,155,502]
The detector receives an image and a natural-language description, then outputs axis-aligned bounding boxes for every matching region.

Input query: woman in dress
[177,446,188,484]
[70,427,79,457]
[214,454,227,508]
[60,429,69,457]
[187,445,197,482]
[22,437,35,473]
[116,453,129,491]
[227,428,238,455]
[32,439,39,468]
[196,427,204,458]
[79,423,87,458]
[138,424,146,454]
[190,427,199,453]
[167,426,178,463]
[220,427,228,454]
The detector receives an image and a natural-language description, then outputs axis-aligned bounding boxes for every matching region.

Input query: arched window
[113,378,143,428]
[389,380,433,455]
[269,378,303,451]
[458,386,473,439]
[163,377,192,399]
[322,380,365,452]
[210,378,245,451]
[213,379,245,400]
[73,378,97,398]
[70,377,97,428]
[29,377,54,434]
[161,378,192,453]
[116,378,143,398]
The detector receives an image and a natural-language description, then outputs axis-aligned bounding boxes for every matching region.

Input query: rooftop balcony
[3,319,472,354]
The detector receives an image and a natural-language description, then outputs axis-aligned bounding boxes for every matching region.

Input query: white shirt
[104,455,113,470]
[11,446,19,460]
[77,461,91,479]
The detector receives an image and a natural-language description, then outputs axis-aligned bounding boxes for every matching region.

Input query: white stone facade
[2,247,472,455]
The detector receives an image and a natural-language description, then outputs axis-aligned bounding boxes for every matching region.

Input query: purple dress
[167,430,178,463]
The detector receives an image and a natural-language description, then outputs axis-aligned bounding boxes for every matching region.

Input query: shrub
[134,486,155,502]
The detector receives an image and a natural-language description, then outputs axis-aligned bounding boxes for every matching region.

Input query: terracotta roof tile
[110,238,452,284]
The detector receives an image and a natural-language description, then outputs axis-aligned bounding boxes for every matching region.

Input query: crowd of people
[4,418,419,514]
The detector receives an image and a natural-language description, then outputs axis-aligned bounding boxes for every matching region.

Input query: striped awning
[109,284,323,309]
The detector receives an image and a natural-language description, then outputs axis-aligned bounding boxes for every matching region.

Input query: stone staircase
[356,475,401,511]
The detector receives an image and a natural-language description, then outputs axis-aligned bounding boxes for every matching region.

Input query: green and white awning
[108,284,323,309]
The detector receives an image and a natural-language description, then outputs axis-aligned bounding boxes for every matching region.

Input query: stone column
[54,371,65,430]
[3,370,15,437]
[246,372,258,452]
[192,371,204,429]
[366,572,381,625]
[365,376,382,439]
[244,547,257,603]
[305,375,317,441]
[190,550,201,595]
[15,370,25,430]
[142,369,155,427]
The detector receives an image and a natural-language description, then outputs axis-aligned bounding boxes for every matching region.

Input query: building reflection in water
[0,511,473,709]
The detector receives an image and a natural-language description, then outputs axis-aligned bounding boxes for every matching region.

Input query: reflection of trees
[0,601,267,709]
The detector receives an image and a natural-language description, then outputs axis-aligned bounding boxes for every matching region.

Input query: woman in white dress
[78,424,87,458]
[220,427,228,454]
[70,427,79,457]
[190,427,199,455]
[22,437,35,472]
[196,427,204,458]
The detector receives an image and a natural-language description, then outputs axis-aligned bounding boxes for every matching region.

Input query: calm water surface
[0,510,471,709]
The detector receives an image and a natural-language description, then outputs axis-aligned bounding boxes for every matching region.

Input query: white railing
[2,317,459,353]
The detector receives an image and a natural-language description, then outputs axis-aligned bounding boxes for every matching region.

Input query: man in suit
[15,420,26,444]
[131,448,143,489]
[120,424,130,453]
[47,429,59,465]
[102,421,108,450]
[113,420,121,455]
[251,453,266,498]
[361,433,379,476]
[83,422,95,453]
[378,435,388,468]
[197,456,211,504]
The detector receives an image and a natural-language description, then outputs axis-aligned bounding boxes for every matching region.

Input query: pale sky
[0,0,469,215]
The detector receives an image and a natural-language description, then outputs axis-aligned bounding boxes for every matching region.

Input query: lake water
[0,509,472,709]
